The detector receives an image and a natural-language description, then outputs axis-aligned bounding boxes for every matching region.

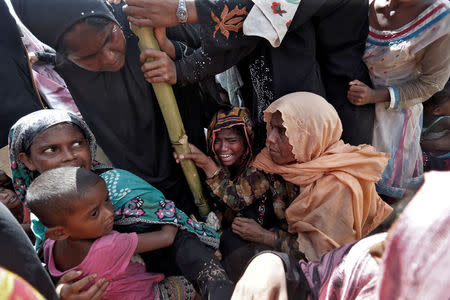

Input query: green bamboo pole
[131,24,210,216]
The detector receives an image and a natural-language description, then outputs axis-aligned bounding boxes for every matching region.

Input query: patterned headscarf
[8,109,96,202]
[9,110,220,249]
[207,107,254,176]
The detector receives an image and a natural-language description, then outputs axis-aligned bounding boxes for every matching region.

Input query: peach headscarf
[253,92,392,261]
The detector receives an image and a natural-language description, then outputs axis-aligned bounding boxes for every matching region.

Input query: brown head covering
[253,92,392,260]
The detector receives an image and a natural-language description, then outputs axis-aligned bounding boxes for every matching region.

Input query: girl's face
[19,124,92,173]
[63,21,126,72]
[63,180,114,240]
[0,187,21,209]
[267,111,296,165]
[214,128,246,168]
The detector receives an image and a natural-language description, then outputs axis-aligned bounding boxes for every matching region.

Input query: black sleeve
[0,203,58,299]
[312,0,375,145]
[0,0,41,147]
[175,44,256,86]
[194,0,260,54]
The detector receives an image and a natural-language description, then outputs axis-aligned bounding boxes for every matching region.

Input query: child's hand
[173,144,219,178]
[140,49,177,84]
[347,80,390,106]
[57,271,109,300]
[347,80,375,105]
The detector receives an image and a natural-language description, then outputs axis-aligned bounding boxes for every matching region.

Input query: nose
[102,47,116,65]
[267,128,278,144]
[61,147,76,162]
[220,141,230,152]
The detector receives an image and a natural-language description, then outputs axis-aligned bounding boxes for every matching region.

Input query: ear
[45,226,70,241]
[432,106,442,116]
[17,152,37,171]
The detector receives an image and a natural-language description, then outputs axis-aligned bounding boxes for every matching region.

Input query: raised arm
[134,224,178,254]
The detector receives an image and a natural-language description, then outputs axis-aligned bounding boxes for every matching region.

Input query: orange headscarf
[253,92,392,260]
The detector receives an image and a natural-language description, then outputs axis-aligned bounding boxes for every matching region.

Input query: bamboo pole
[131,24,210,216]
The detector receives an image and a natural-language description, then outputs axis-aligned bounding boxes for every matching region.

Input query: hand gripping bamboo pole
[131,24,210,216]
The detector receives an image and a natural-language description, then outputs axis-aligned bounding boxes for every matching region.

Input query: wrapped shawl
[8,110,219,249]
[253,92,392,260]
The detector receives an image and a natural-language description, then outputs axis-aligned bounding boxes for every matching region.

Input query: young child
[347,0,450,199]
[9,110,232,299]
[421,80,450,171]
[27,166,196,300]
[0,170,23,223]
[176,107,285,268]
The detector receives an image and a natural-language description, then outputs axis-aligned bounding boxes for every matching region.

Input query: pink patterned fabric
[44,231,165,300]
[376,171,450,299]
[300,171,450,300]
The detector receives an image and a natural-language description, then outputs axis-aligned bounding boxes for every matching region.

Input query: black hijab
[0,0,41,147]
[12,0,204,214]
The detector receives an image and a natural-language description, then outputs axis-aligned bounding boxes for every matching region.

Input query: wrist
[186,0,199,23]
[206,163,220,178]
[372,88,390,104]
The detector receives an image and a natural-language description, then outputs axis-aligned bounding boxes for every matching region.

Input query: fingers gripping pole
[130,24,210,216]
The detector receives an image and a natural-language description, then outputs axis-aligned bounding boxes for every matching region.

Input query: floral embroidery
[211,5,248,39]
[114,196,145,217]
[155,200,177,219]
[271,2,287,16]
[286,20,292,28]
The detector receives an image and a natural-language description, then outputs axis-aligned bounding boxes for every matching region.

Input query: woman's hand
[174,144,219,178]
[154,27,176,60]
[231,253,288,300]
[140,49,177,84]
[122,0,186,28]
[232,217,275,246]
[347,80,389,105]
[57,271,109,300]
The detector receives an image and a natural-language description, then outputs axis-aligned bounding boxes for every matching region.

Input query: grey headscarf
[8,109,97,202]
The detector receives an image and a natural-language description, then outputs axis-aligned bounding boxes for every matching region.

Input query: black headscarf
[12,0,206,214]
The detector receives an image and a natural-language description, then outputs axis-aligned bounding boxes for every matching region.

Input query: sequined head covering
[207,107,254,175]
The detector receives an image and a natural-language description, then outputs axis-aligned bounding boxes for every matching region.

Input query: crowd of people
[0,0,449,299]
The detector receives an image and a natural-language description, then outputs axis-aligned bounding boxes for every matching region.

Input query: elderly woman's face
[267,111,296,165]
[63,21,126,72]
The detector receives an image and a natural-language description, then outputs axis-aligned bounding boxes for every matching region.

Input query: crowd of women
[0,0,449,299]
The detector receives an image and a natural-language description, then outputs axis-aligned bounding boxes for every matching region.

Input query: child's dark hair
[26,167,102,227]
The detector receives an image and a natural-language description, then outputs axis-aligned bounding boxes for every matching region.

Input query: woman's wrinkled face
[19,124,92,173]
[214,128,246,168]
[266,111,296,165]
[62,21,126,72]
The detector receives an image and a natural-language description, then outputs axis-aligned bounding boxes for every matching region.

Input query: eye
[91,208,99,217]
[43,147,56,153]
